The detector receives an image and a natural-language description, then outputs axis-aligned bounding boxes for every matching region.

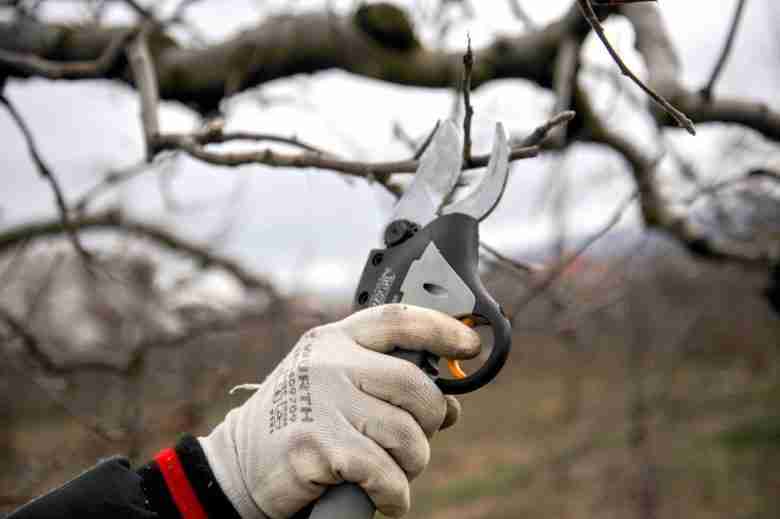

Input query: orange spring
[447,317,476,380]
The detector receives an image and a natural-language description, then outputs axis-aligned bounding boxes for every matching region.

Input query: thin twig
[0,28,135,79]
[391,120,442,159]
[701,0,748,100]
[392,121,419,154]
[414,120,442,160]
[584,63,646,108]
[169,0,206,20]
[461,35,475,165]
[155,133,539,178]
[513,110,577,148]
[509,190,638,323]
[551,37,580,144]
[122,0,156,20]
[507,0,537,30]
[186,129,328,155]
[0,210,277,294]
[74,160,158,214]
[126,27,160,160]
[0,94,91,262]
[576,0,696,135]
[1,347,126,443]
[480,241,537,275]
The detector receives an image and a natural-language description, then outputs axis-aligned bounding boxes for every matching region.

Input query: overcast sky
[2,0,779,301]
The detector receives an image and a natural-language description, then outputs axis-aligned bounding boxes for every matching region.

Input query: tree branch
[0,5,591,112]
[620,4,780,141]
[0,305,134,376]
[413,120,441,160]
[701,0,748,99]
[3,5,778,143]
[576,0,695,135]
[578,85,776,266]
[74,160,157,214]
[0,210,277,294]
[0,27,135,79]
[550,36,580,145]
[507,0,537,30]
[126,27,160,159]
[374,112,574,283]
[480,241,537,275]
[188,129,328,155]
[121,0,156,20]
[0,93,91,263]
[461,36,474,164]
[512,110,577,148]
[509,190,638,323]
[154,132,539,179]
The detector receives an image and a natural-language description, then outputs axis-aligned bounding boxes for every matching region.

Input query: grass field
[404,332,780,519]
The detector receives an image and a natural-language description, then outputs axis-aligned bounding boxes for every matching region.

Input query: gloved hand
[199,304,480,519]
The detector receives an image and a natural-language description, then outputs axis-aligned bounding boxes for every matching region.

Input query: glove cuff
[137,435,243,519]
[198,421,270,519]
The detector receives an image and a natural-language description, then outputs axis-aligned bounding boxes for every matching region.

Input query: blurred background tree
[1,1,779,518]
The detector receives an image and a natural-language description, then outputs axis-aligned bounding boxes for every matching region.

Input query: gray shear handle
[306,347,436,519]
[308,483,375,519]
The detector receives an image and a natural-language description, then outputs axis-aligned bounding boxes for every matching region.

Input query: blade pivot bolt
[384,219,419,247]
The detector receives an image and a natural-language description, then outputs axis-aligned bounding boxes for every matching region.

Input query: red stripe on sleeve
[154,447,209,519]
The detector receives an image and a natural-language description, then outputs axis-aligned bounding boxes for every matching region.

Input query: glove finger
[340,304,480,360]
[440,395,461,430]
[356,352,447,437]
[331,428,411,518]
[351,394,430,480]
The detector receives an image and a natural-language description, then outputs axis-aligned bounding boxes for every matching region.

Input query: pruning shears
[306,120,513,519]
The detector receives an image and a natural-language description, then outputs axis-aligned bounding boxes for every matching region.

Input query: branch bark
[0,5,588,112]
[1,4,777,143]
[577,85,775,266]
[2,2,778,276]
[154,133,539,178]
[621,3,780,141]
[577,0,695,135]
[461,36,475,164]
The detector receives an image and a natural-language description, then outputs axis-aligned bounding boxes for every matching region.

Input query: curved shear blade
[390,120,463,228]
[442,122,510,221]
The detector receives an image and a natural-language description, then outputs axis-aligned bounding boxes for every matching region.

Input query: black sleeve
[7,456,157,519]
[136,436,241,519]
[7,436,243,519]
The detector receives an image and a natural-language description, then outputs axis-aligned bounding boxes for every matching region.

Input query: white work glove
[199,304,480,519]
